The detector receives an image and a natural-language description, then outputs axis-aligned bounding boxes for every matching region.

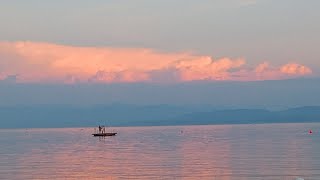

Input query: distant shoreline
[1,121,319,130]
[1,105,320,129]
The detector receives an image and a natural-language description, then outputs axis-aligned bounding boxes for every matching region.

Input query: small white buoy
[296,177,304,180]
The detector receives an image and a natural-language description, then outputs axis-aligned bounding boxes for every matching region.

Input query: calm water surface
[1,123,320,179]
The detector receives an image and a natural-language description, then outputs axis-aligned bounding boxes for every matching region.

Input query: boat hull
[92,132,117,137]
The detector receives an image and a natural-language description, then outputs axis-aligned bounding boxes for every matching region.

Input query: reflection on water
[1,123,320,179]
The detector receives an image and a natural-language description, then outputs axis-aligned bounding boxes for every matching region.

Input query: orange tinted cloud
[253,62,313,81]
[0,41,313,83]
[280,63,312,75]
[175,57,245,81]
[255,62,270,74]
[253,62,284,80]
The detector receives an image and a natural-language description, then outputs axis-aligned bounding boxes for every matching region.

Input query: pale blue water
[1,123,320,179]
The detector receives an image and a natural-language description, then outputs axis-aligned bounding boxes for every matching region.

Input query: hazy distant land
[1,78,320,128]
[1,105,320,128]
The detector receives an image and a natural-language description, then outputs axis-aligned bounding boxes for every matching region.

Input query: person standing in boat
[98,125,102,133]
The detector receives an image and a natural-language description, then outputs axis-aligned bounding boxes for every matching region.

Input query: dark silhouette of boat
[92,125,117,137]
[92,132,117,137]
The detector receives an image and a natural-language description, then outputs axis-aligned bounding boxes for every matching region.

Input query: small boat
[92,132,117,137]
[92,125,117,137]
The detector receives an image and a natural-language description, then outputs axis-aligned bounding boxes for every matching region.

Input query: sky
[0,0,319,107]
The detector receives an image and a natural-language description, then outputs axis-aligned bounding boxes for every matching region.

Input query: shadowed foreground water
[1,123,320,179]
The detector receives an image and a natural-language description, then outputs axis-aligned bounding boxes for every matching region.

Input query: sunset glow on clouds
[0,41,312,83]
[280,63,312,75]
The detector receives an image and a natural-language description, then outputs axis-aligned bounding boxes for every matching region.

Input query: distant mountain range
[0,105,320,128]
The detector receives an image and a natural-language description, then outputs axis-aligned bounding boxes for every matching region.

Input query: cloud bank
[0,41,312,83]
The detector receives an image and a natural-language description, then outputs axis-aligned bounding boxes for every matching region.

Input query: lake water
[1,123,320,179]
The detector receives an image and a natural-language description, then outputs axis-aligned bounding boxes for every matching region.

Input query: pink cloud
[252,62,313,81]
[280,63,312,75]
[255,62,270,74]
[174,57,245,81]
[253,62,283,80]
[0,41,313,83]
